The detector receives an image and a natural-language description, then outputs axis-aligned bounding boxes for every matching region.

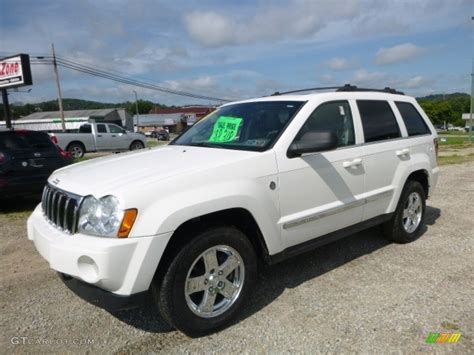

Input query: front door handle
[97,135,102,137]
[111,135,116,137]
[396,148,410,157]
[343,158,362,168]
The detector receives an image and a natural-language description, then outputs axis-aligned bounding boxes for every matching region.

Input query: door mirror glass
[288,131,338,158]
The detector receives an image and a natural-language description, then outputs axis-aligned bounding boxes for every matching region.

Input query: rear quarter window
[357,100,401,143]
[395,102,431,136]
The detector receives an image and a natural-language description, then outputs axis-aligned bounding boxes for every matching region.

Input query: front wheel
[152,227,257,337]
[130,140,145,151]
[383,180,426,243]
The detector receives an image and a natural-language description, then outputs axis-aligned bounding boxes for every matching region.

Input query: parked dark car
[156,129,170,141]
[0,130,73,199]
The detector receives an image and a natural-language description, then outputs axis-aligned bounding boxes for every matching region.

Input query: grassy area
[437,131,469,136]
[147,140,169,148]
[438,153,474,166]
[438,136,472,145]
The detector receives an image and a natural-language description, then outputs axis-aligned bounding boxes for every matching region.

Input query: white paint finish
[277,145,365,248]
[27,205,172,295]
[28,90,440,297]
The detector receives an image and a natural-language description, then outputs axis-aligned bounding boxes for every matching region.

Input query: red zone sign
[0,54,33,89]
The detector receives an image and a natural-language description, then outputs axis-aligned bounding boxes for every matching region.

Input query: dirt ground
[0,162,473,353]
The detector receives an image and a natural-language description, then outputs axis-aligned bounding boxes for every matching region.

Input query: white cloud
[324,57,353,70]
[184,1,359,47]
[375,43,426,65]
[350,69,435,94]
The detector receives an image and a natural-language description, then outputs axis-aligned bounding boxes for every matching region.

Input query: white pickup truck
[51,122,146,158]
[28,86,439,337]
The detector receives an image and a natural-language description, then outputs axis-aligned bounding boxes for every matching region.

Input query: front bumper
[27,205,173,296]
[59,273,148,311]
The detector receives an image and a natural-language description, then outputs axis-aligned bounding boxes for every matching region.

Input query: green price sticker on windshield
[209,116,243,143]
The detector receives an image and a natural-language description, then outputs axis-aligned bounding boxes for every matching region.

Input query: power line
[30,56,233,102]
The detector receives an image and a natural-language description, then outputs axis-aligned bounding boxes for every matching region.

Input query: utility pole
[470,59,473,143]
[2,89,12,129]
[52,43,66,132]
[133,90,140,132]
[470,17,473,143]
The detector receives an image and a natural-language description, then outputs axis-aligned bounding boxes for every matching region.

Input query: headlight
[78,195,125,237]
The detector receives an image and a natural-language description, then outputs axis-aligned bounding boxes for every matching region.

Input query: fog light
[77,255,99,282]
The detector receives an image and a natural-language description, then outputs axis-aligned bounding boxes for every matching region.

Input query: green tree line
[417,93,470,127]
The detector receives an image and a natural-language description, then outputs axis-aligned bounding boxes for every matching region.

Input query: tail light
[434,138,439,161]
[0,151,8,165]
[55,145,72,160]
[50,135,59,144]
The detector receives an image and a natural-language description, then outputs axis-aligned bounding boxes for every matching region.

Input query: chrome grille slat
[41,185,82,234]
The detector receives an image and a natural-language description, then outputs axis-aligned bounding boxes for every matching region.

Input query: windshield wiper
[186,142,227,148]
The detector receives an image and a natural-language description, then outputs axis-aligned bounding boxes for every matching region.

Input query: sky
[0,0,472,106]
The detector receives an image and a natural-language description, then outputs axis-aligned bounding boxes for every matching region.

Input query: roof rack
[270,84,404,96]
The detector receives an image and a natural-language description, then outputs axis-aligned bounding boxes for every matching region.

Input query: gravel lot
[1,162,473,353]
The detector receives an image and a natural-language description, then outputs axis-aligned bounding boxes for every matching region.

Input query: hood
[49,145,257,196]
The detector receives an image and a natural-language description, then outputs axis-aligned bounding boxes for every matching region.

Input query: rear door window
[97,124,107,133]
[357,100,401,143]
[0,131,54,151]
[395,102,430,136]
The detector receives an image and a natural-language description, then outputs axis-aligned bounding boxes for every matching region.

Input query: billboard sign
[0,54,33,89]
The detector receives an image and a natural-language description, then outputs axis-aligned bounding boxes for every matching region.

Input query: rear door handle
[343,158,362,168]
[97,135,102,137]
[396,148,410,157]
[111,135,116,137]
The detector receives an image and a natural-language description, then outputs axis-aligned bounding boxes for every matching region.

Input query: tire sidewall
[155,227,257,337]
[130,141,145,150]
[395,181,426,242]
[68,143,84,158]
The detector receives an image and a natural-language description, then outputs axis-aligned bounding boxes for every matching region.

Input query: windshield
[172,101,305,151]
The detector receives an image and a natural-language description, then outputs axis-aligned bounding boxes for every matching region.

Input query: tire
[67,142,85,159]
[383,180,426,243]
[152,227,257,337]
[130,140,145,151]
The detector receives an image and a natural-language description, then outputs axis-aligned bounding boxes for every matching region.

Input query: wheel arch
[66,140,85,151]
[152,208,271,283]
[406,169,429,198]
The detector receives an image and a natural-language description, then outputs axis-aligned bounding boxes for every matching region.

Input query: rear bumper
[27,205,173,296]
[430,166,440,197]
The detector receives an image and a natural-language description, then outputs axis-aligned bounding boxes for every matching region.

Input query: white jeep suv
[28,85,439,336]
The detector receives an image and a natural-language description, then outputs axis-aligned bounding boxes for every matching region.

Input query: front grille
[42,185,82,234]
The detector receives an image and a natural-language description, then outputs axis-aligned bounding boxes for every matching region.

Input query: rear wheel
[67,142,85,159]
[130,140,145,151]
[152,227,257,337]
[383,180,426,243]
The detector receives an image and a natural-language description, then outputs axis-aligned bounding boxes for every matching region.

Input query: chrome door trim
[282,188,394,230]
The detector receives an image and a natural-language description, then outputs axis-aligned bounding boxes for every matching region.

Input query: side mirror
[288,131,338,158]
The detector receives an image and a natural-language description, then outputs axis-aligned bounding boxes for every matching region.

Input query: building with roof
[0,108,133,132]
[133,113,181,133]
[462,113,473,131]
[150,105,215,119]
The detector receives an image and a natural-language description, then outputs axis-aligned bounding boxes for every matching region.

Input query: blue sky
[0,0,472,105]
